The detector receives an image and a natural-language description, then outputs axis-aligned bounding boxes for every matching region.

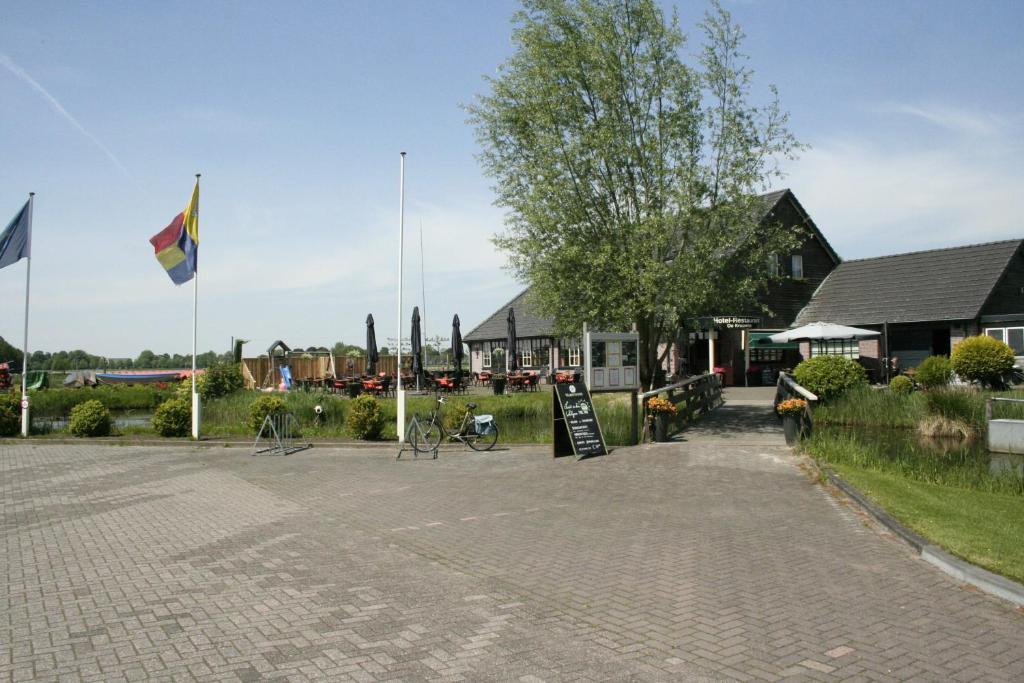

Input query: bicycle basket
[474,415,496,435]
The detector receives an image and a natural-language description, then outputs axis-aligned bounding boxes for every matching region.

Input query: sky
[1,0,1022,359]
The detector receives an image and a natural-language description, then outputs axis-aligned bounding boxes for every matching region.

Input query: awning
[749,330,798,350]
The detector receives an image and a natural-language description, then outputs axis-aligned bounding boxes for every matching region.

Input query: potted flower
[491,373,507,395]
[776,398,807,445]
[646,396,677,442]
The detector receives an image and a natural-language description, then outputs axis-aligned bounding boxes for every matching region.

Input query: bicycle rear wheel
[465,423,499,451]
[409,417,442,453]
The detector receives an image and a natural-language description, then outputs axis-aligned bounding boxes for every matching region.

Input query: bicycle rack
[253,412,309,456]
[396,416,439,460]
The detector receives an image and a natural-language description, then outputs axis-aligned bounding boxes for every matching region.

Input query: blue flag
[0,200,31,270]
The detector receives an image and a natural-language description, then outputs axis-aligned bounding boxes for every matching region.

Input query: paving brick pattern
[2,437,1023,681]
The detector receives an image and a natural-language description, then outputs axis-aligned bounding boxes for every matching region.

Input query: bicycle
[403,396,499,456]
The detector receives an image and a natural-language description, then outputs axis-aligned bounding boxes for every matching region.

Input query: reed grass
[201,389,635,445]
[26,385,176,417]
[804,429,1024,496]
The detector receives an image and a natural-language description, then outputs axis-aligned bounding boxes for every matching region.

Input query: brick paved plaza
[2,436,1023,681]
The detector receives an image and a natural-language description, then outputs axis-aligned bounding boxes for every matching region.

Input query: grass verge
[830,463,1024,584]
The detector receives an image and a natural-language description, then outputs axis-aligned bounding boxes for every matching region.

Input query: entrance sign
[553,382,608,460]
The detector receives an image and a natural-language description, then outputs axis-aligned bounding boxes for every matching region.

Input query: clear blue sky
[2,1,1022,358]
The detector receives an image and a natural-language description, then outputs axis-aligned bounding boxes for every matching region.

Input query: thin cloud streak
[0,53,134,180]
[871,101,1007,137]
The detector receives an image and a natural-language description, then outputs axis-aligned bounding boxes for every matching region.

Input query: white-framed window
[985,327,1024,354]
[767,253,779,276]
[520,348,533,366]
[811,339,859,359]
[568,346,581,366]
[482,349,491,368]
[791,254,804,279]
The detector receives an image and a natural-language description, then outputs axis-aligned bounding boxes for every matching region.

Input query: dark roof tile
[794,239,1022,326]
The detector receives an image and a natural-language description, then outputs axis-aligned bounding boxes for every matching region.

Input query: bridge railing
[774,372,818,436]
[638,373,723,441]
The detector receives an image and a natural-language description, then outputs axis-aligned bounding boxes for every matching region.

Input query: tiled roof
[463,288,557,342]
[794,240,1022,326]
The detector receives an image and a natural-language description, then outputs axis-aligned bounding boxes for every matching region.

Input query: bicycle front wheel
[409,418,442,453]
[466,423,499,451]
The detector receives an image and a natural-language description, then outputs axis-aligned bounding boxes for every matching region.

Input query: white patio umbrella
[768,322,880,344]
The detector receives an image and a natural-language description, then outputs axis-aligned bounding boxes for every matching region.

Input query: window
[750,348,784,362]
[482,349,491,368]
[767,253,779,276]
[520,348,533,367]
[985,327,1024,354]
[811,340,859,359]
[569,347,581,366]
[791,254,804,279]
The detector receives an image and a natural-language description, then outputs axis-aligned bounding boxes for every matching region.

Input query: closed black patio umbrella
[411,306,423,390]
[451,314,464,382]
[506,307,518,374]
[365,314,379,376]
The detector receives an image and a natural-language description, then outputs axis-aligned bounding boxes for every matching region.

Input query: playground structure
[253,341,338,391]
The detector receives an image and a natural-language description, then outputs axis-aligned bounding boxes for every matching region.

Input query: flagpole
[20,192,34,437]
[396,152,406,443]
[191,173,201,440]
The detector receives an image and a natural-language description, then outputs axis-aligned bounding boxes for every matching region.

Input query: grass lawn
[831,463,1024,584]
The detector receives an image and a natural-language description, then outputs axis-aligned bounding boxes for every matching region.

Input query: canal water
[32,412,154,433]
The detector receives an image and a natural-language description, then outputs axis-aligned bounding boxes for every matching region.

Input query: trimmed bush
[346,395,384,440]
[69,400,112,437]
[889,375,913,395]
[951,335,1015,387]
[0,392,20,436]
[915,355,953,389]
[152,397,192,437]
[198,363,244,400]
[248,394,287,433]
[793,355,867,400]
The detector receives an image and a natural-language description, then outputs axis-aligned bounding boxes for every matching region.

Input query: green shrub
[248,394,287,433]
[198,363,243,400]
[793,355,867,400]
[0,392,20,436]
[152,397,192,437]
[346,395,384,440]
[889,375,914,395]
[69,399,112,437]
[952,335,1015,387]
[915,355,953,389]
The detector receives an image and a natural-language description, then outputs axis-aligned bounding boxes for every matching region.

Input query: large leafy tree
[469,0,800,387]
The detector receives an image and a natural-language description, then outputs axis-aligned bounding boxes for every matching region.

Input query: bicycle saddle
[467,402,477,410]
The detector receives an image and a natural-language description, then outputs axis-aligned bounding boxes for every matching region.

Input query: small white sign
[20,398,29,410]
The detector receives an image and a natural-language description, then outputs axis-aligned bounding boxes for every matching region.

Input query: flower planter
[653,413,671,442]
[782,414,801,446]
[492,378,507,395]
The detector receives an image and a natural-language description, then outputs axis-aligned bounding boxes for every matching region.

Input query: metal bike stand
[253,412,310,456]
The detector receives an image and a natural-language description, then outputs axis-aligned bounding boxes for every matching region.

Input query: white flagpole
[191,174,201,440]
[20,192,34,437]
[396,152,406,443]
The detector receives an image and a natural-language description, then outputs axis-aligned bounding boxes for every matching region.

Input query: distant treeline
[0,337,371,371]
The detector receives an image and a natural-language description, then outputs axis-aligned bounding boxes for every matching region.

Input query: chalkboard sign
[553,382,608,460]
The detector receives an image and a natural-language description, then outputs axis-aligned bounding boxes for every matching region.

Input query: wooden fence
[243,355,399,390]
[774,371,818,435]
[638,373,723,441]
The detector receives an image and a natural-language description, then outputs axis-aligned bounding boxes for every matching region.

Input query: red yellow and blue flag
[149,180,199,285]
